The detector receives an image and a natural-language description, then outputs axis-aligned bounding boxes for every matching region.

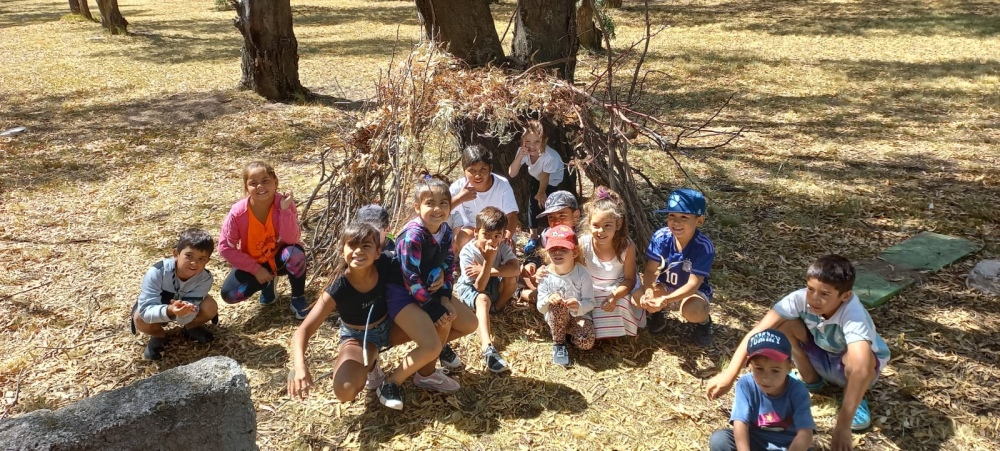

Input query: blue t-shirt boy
[644,227,715,300]
[729,374,815,449]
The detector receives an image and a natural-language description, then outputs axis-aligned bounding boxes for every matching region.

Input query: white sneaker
[413,368,460,393]
[365,358,385,391]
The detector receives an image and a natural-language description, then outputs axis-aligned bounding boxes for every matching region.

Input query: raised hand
[280,191,295,210]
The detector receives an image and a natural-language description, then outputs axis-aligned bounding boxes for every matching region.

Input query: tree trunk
[95,0,127,35]
[576,0,602,51]
[232,0,306,101]
[512,0,578,82]
[68,0,80,14]
[605,0,621,7]
[414,0,504,66]
[77,0,94,21]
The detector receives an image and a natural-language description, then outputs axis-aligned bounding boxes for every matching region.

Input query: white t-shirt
[519,146,564,186]
[449,173,519,228]
[456,240,517,286]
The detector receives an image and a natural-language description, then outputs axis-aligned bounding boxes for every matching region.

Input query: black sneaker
[377,381,404,410]
[143,336,167,360]
[483,344,510,374]
[647,311,668,334]
[182,325,215,344]
[552,344,570,366]
[691,317,713,347]
[439,343,462,370]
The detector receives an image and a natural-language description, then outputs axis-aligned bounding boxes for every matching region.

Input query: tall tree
[76,0,94,21]
[414,0,504,66]
[232,0,305,101]
[577,0,603,51]
[68,0,80,14]
[95,0,127,35]
[512,0,579,82]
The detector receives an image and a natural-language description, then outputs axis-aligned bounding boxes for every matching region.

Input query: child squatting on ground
[536,225,596,366]
[706,255,890,451]
[379,175,477,410]
[580,186,646,339]
[288,223,410,403]
[449,144,520,255]
[520,190,582,303]
[218,161,309,319]
[634,188,715,346]
[507,119,565,254]
[454,206,520,373]
[132,229,217,360]
[709,328,816,451]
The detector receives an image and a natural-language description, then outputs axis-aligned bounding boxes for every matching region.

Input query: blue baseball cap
[746,329,792,362]
[654,188,706,216]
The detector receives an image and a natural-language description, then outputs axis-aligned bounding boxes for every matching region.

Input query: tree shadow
[0,0,66,30]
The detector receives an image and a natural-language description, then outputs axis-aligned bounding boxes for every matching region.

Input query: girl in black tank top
[287,224,405,403]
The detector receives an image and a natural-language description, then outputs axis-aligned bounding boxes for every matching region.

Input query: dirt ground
[1,0,998,450]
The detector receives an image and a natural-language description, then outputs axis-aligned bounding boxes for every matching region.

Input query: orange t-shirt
[247,208,277,272]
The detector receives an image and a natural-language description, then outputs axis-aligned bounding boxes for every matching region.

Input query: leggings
[546,303,596,350]
[221,244,306,303]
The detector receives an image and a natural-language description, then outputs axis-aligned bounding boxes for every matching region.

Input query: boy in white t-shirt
[706,255,890,451]
[450,144,519,254]
[507,120,565,254]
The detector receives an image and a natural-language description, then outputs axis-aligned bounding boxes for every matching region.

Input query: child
[633,188,714,346]
[520,190,581,302]
[132,229,217,360]
[454,206,520,373]
[219,161,309,319]
[507,120,565,253]
[449,144,519,254]
[288,223,405,403]
[378,175,478,409]
[706,255,890,451]
[354,204,396,256]
[536,225,596,366]
[580,187,645,339]
[709,329,815,451]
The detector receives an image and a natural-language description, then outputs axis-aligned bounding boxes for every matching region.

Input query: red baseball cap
[543,225,576,250]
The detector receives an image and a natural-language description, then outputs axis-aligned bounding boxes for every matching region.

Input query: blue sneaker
[290,295,309,320]
[523,238,539,255]
[259,282,276,305]
[789,369,826,392]
[851,398,871,431]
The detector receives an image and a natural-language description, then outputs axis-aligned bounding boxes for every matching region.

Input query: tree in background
[232,0,306,101]
[511,0,579,82]
[414,0,505,66]
[67,0,95,21]
[95,0,128,35]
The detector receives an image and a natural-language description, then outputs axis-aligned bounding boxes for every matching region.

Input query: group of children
[131,120,889,450]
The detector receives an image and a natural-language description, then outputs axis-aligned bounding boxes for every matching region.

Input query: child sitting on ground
[709,329,815,451]
[507,120,565,254]
[218,161,309,319]
[132,229,217,360]
[536,225,596,366]
[354,204,396,257]
[454,206,520,373]
[633,188,715,346]
[580,187,645,339]
[449,144,519,254]
[520,190,581,303]
[707,255,890,451]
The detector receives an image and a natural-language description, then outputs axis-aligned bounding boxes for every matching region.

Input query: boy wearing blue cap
[709,329,815,451]
[633,188,715,346]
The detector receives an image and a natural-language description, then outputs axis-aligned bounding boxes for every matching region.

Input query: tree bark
[77,0,94,21]
[68,0,80,14]
[605,0,621,7]
[414,0,504,66]
[512,0,578,82]
[95,0,127,35]
[232,0,306,101]
[576,0,602,51]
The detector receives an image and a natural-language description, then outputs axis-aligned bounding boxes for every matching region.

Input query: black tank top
[324,254,401,326]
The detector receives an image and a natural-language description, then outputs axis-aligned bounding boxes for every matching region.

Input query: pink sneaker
[413,369,460,393]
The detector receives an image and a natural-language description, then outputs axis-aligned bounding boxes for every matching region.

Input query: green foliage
[594,1,616,40]
[214,0,230,12]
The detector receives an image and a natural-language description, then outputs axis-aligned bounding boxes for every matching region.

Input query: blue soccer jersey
[644,228,714,300]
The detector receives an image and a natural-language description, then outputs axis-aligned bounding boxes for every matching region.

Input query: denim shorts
[338,316,392,350]
[455,278,500,310]
[385,283,449,323]
[801,332,881,388]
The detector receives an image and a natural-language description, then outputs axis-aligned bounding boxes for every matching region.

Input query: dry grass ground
[1,0,998,449]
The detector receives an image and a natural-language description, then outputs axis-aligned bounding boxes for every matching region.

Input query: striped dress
[580,235,646,339]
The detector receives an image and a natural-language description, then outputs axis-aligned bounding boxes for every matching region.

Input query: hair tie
[596,186,612,201]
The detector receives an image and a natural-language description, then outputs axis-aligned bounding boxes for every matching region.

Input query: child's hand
[564,298,580,310]
[547,292,563,305]
[429,273,444,293]
[705,374,734,400]
[255,267,275,284]
[435,298,456,327]
[534,191,547,207]
[535,265,550,280]
[601,296,617,312]
[280,190,295,210]
[168,300,196,317]
[287,366,313,400]
[515,146,529,159]
[464,262,483,279]
[482,242,498,258]
[456,183,477,202]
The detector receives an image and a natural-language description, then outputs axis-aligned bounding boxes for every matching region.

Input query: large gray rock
[0,356,257,451]
[968,259,1000,296]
